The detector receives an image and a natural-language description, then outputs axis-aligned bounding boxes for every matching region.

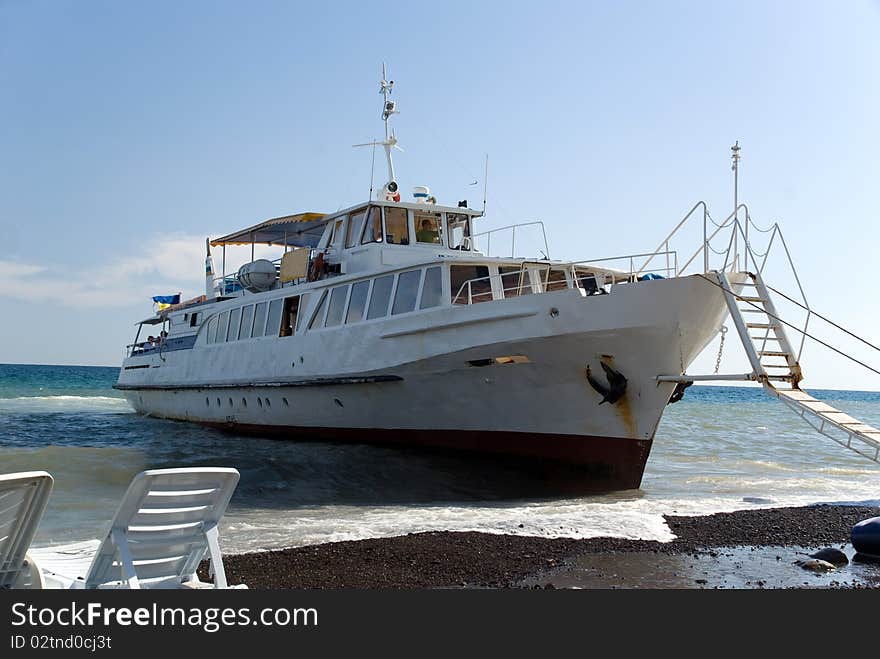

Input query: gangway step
[750,335,781,341]
[739,296,766,303]
[758,350,790,357]
[772,387,880,463]
[746,323,779,329]
[741,308,768,313]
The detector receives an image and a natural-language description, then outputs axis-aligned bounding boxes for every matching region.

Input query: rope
[747,218,777,233]
[705,210,736,229]
[747,243,770,258]
[697,273,880,378]
[765,283,880,354]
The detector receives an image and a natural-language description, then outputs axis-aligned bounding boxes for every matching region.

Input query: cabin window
[217,311,230,342]
[266,298,284,336]
[308,290,329,329]
[573,269,602,295]
[500,266,533,298]
[420,266,443,309]
[190,313,199,327]
[544,268,569,292]
[392,270,422,315]
[296,293,310,331]
[346,280,370,324]
[240,304,254,339]
[450,265,492,304]
[325,285,349,327]
[367,275,394,319]
[280,297,300,337]
[228,307,242,342]
[361,206,383,244]
[206,316,218,344]
[447,213,471,250]
[252,302,267,337]
[345,209,367,248]
[414,211,442,244]
[384,207,409,245]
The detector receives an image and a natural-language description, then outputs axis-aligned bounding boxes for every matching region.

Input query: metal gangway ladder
[643,144,879,464]
[713,269,880,463]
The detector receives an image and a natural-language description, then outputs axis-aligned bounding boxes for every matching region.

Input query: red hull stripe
[200,422,654,491]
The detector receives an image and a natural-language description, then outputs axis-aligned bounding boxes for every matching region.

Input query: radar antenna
[354,63,403,201]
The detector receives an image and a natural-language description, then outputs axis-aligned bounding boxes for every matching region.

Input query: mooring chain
[714,326,728,374]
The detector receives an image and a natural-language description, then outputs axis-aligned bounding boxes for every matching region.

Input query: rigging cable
[696,273,880,378]
[764,283,880,354]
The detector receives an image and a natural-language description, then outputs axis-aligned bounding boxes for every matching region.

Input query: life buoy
[308,252,326,282]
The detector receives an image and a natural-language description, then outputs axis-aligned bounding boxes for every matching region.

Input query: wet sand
[210,504,880,589]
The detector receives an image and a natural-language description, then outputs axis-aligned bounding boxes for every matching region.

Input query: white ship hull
[118,273,734,490]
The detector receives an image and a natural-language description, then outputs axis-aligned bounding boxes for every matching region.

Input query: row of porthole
[205,396,290,409]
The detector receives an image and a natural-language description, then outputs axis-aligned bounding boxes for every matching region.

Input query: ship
[115,67,758,491]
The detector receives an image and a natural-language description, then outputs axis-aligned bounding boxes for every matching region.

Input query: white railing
[472,221,550,259]
[451,252,678,305]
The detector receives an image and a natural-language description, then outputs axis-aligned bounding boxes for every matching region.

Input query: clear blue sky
[1,1,878,389]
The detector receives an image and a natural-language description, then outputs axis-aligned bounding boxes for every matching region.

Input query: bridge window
[384,207,409,245]
[367,275,394,319]
[325,285,349,327]
[447,213,471,250]
[392,270,422,315]
[327,218,344,250]
[451,265,492,304]
[252,301,267,337]
[280,296,300,337]
[414,211,442,244]
[267,298,284,336]
[361,207,383,244]
[237,306,251,340]
[420,266,443,309]
[345,209,367,248]
[346,281,370,324]
[189,312,199,327]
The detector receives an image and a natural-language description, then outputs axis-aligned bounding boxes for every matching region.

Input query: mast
[731,141,741,270]
[354,63,402,201]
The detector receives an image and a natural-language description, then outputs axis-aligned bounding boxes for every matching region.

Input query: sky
[1,0,878,390]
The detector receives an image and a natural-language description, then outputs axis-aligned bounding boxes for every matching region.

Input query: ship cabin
[125,196,640,358]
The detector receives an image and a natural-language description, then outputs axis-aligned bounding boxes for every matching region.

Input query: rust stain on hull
[614,393,637,437]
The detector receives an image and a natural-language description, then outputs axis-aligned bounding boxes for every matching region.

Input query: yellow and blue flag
[152,294,180,311]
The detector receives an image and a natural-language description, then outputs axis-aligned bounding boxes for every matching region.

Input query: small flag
[152,294,180,311]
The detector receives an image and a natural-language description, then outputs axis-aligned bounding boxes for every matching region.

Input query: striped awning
[210,212,328,248]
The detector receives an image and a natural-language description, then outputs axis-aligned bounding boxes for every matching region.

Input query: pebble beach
[212,504,880,589]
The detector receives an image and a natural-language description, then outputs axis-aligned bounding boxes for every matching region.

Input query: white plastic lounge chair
[0,471,53,589]
[31,467,244,589]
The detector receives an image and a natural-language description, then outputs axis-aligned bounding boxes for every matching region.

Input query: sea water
[1,363,877,554]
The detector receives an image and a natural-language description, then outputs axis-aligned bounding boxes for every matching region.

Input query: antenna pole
[355,64,401,199]
[379,62,398,186]
[369,141,376,200]
[731,141,741,270]
[482,154,489,215]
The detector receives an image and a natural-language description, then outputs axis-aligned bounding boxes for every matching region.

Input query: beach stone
[809,548,848,567]
[795,558,836,572]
